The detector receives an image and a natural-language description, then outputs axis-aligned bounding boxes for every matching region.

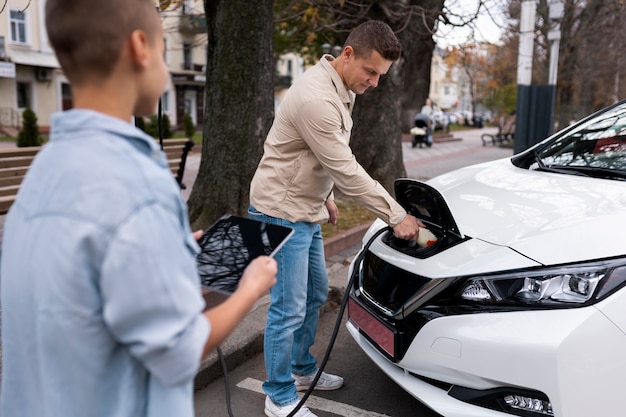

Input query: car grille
[360,251,434,316]
[348,250,452,361]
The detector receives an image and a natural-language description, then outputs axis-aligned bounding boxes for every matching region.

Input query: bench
[159,138,195,189]
[481,115,516,146]
[0,138,195,216]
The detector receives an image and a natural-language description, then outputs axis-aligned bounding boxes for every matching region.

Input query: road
[193,127,513,417]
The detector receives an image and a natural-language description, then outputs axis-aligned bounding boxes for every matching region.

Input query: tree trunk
[351,65,405,194]
[350,0,444,195]
[188,0,274,230]
[398,0,443,134]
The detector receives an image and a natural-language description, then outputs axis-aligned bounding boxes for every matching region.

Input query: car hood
[403,158,626,265]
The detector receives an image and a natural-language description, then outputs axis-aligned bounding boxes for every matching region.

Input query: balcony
[179,15,207,34]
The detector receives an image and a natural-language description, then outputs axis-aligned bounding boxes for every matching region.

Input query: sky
[434,0,508,47]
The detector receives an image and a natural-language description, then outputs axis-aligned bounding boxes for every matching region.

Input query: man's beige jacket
[250,55,407,226]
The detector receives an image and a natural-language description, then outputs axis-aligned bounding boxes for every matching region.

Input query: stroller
[411,113,432,148]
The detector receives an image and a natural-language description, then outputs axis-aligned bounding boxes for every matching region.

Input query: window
[61,83,73,110]
[16,82,31,109]
[161,91,170,113]
[183,42,192,70]
[10,9,27,44]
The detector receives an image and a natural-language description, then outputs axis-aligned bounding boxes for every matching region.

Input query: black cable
[217,226,391,417]
[217,346,235,417]
[286,226,392,417]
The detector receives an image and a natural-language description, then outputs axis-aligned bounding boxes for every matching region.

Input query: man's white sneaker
[292,370,344,391]
[264,396,317,417]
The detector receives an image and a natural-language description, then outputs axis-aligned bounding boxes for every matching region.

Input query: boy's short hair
[345,20,401,62]
[45,0,161,85]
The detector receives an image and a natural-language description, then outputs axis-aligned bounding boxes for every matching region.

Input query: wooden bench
[0,138,195,215]
[160,138,195,189]
[481,115,516,146]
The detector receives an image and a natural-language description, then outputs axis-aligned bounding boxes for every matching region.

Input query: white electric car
[346,100,626,417]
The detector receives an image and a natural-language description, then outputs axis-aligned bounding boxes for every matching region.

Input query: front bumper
[347,297,626,417]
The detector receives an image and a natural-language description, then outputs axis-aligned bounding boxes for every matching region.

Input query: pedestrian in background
[249,20,424,417]
[0,1,276,416]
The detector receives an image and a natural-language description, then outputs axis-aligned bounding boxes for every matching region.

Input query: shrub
[183,113,195,139]
[17,108,42,147]
[147,113,173,139]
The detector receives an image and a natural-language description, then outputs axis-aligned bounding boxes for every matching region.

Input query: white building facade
[0,0,207,135]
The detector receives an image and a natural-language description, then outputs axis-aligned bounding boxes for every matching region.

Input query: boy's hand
[237,256,277,300]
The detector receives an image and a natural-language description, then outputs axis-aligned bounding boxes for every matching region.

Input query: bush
[17,108,42,147]
[183,113,195,139]
[147,113,173,139]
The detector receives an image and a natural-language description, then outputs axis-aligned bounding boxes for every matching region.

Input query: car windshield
[514,101,626,181]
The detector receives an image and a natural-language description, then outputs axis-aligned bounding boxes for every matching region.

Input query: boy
[0,1,276,416]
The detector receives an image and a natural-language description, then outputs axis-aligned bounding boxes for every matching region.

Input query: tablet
[196,214,293,306]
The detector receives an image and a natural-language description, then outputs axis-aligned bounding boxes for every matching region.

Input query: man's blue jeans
[248,206,328,406]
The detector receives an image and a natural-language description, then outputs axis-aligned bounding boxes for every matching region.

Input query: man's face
[343,49,393,95]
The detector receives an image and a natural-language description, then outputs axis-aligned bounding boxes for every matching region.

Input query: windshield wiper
[532,152,591,177]
[550,165,626,181]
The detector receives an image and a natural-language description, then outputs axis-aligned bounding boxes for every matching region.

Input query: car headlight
[460,260,626,306]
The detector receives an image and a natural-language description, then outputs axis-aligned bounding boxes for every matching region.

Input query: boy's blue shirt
[0,109,209,417]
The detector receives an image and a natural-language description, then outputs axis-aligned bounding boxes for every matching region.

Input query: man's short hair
[344,20,401,61]
[45,0,161,85]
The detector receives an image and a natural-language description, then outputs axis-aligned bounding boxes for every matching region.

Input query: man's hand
[193,230,203,241]
[326,200,339,225]
[392,214,424,241]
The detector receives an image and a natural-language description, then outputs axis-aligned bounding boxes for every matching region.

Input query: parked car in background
[346,99,626,417]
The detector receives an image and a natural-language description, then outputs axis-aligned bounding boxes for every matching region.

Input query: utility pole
[513,0,536,154]
[547,0,564,132]
[514,0,564,154]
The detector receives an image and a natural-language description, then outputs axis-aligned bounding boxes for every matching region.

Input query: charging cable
[215,225,391,417]
[285,225,391,417]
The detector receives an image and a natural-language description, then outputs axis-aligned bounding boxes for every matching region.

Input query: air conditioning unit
[36,67,52,82]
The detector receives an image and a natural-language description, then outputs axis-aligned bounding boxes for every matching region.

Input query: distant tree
[501,0,626,129]
[17,108,42,147]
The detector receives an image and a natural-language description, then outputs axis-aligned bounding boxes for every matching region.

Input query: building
[161,0,206,129]
[429,46,472,114]
[0,0,61,136]
[0,0,207,136]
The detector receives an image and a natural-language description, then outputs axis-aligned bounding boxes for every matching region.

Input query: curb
[322,222,370,259]
[193,222,370,390]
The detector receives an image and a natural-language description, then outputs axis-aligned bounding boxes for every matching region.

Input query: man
[249,20,424,417]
